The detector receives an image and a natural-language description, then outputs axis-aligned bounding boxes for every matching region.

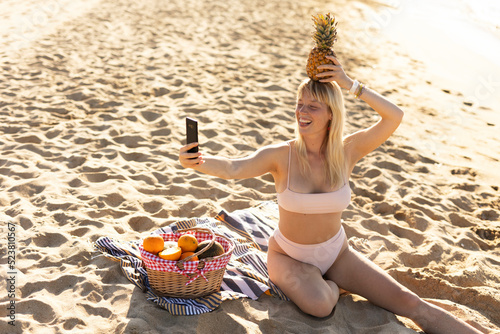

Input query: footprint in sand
[387,148,417,164]
[373,160,403,173]
[348,237,388,261]
[16,299,56,324]
[8,181,45,197]
[32,231,69,248]
[112,135,147,148]
[118,151,150,162]
[61,317,87,330]
[476,209,499,221]
[153,87,169,97]
[363,168,382,179]
[353,187,385,202]
[68,178,84,188]
[472,227,500,241]
[448,212,474,228]
[451,167,477,177]
[140,110,162,122]
[14,134,43,144]
[128,215,155,232]
[20,275,83,298]
[141,200,163,214]
[82,173,109,183]
[70,227,90,237]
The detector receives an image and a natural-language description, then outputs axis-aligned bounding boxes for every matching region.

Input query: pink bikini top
[277,142,351,214]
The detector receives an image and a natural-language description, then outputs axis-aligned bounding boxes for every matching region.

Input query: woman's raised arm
[317,56,404,166]
[342,85,404,165]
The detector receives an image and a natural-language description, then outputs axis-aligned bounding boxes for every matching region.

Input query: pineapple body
[306,13,338,82]
[306,47,336,81]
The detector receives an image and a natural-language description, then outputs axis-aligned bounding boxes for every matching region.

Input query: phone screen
[186,117,198,154]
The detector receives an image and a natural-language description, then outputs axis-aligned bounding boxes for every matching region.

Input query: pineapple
[306,13,338,81]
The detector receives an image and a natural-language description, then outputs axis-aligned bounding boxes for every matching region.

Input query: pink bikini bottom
[272,226,347,275]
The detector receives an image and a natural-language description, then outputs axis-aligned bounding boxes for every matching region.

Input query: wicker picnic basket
[139,227,234,299]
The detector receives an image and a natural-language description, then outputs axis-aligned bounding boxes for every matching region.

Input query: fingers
[183,152,202,159]
[317,65,339,72]
[316,71,337,82]
[179,142,205,168]
[316,56,345,83]
[180,142,199,153]
[317,56,341,69]
[179,152,204,167]
[319,77,335,83]
[327,55,341,65]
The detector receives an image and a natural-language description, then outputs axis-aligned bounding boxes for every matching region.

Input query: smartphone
[186,117,198,155]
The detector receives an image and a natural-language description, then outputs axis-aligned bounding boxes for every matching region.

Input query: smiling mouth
[298,118,312,127]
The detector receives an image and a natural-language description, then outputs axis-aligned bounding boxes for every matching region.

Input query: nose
[297,105,308,114]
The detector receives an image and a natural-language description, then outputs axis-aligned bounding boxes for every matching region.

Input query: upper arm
[228,144,281,179]
[344,115,403,166]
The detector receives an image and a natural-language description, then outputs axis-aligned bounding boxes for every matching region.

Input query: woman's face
[295,89,331,136]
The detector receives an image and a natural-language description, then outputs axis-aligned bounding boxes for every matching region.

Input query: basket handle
[176,227,215,270]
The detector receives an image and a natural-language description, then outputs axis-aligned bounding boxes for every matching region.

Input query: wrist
[341,78,354,91]
[348,79,359,94]
[347,79,366,99]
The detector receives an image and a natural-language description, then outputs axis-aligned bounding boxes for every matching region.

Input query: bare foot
[424,298,497,334]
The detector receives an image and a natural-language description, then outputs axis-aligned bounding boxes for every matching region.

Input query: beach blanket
[93,201,289,316]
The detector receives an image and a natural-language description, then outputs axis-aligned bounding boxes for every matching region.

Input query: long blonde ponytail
[295,79,347,189]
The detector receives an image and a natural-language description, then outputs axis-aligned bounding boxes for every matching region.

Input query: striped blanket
[93,201,289,316]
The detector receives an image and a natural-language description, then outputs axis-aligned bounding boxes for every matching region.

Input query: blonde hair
[295,78,347,189]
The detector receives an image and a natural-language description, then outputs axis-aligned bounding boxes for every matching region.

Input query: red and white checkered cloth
[139,231,233,286]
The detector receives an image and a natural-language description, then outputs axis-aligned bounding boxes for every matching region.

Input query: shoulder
[259,140,292,153]
[255,140,292,172]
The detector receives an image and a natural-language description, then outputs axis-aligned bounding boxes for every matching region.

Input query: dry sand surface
[0,0,499,333]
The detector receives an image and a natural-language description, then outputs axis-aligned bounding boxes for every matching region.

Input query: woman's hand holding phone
[179,142,204,168]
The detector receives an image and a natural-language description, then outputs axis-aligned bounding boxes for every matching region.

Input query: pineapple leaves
[311,13,338,48]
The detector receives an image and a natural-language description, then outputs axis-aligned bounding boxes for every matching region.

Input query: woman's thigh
[267,236,339,317]
[324,246,420,317]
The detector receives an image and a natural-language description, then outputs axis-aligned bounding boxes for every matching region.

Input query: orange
[143,235,164,254]
[177,234,198,253]
[179,252,198,261]
[158,242,182,261]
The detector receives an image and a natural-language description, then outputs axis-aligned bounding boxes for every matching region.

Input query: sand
[0,0,499,333]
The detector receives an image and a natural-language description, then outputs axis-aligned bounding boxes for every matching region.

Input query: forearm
[357,85,404,122]
[191,155,233,180]
[340,77,403,122]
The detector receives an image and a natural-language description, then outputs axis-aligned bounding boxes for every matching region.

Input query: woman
[179,56,481,334]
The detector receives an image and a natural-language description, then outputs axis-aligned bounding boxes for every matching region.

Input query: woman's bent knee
[307,306,334,318]
[300,296,336,318]
[300,283,339,318]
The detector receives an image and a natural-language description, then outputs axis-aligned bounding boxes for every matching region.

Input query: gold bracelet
[355,83,364,99]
